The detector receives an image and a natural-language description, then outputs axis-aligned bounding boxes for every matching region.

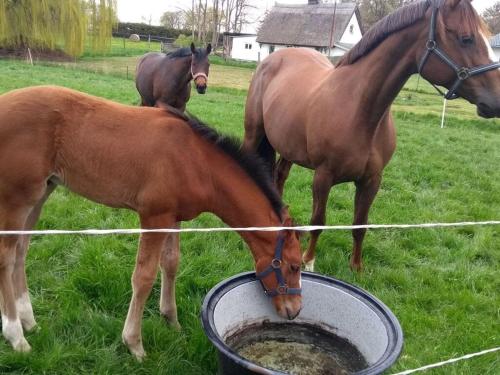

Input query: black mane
[167,47,192,58]
[167,46,206,59]
[164,108,284,220]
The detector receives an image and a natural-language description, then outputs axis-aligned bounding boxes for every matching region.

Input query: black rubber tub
[201,271,403,375]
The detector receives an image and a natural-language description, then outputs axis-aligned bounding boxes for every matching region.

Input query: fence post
[148,34,151,50]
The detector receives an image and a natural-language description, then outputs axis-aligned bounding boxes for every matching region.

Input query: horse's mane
[167,47,192,58]
[336,0,485,68]
[167,46,205,59]
[164,108,284,220]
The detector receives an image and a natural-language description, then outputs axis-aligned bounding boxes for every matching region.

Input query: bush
[113,23,190,40]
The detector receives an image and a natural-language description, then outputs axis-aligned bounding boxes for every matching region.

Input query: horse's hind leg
[159,225,181,330]
[302,168,334,272]
[350,175,381,272]
[275,157,293,197]
[242,85,276,175]
[13,181,56,332]
[0,207,33,352]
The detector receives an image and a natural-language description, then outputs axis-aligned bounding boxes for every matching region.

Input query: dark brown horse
[136,42,211,111]
[0,86,302,360]
[242,0,500,272]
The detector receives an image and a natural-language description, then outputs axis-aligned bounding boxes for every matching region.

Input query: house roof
[257,2,361,48]
[491,33,500,48]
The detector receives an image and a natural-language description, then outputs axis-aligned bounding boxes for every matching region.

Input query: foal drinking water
[0,86,302,360]
[136,42,211,111]
[243,0,500,271]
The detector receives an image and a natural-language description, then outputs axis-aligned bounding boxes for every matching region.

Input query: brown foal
[0,86,302,360]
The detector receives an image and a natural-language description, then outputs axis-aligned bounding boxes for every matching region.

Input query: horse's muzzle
[477,97,500,118]
[196,85,207,94]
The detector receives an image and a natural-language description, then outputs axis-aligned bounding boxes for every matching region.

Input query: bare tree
[211,0,220,47]
[483,1,500,34]
[160,11,184,29]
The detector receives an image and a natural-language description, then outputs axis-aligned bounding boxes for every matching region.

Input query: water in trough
[225,321,368,374]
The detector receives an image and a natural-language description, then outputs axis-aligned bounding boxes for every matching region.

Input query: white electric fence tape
[391,346,500,374]
[0,220,499,236]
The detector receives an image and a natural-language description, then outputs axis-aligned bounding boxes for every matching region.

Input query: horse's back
[0,86,209,211]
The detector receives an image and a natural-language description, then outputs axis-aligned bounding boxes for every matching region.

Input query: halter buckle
[426,40,437,51]
[271,258,282,269]
[457,68,470,81]
[277,285,288,295]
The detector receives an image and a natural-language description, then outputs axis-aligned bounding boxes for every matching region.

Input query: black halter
[418,5,500,100]
[255,233,302,297]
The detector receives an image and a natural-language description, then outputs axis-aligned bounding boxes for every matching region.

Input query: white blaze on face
[480,31,500,67]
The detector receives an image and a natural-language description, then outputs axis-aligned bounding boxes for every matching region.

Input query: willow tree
[0,0,116,57]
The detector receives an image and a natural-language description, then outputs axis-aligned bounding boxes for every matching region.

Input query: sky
[116,0,494,32]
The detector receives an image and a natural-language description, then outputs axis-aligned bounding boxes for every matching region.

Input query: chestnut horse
[136,42,211,111]
[243,0,500,272]
[0,86,302,360]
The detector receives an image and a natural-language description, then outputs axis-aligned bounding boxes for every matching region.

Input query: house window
[245,43,252,49]
[349,24,354,33]
[269,45,275,54]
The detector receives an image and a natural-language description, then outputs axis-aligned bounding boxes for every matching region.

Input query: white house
[224,33,259,61]
[256,1,362,62]
[491,33,500,61]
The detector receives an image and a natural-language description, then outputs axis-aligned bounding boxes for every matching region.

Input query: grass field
[0,59,498,374]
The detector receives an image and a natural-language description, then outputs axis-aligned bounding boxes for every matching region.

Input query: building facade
[227,1,362,63]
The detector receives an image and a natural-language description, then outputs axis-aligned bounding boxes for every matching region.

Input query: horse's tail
[256,134,276,179]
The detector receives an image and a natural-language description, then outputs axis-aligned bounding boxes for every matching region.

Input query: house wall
[230,36,259,61]
[340,13,363,45]
[493,47,500,61]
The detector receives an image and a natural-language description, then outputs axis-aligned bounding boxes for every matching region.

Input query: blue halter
[255,233,302,297]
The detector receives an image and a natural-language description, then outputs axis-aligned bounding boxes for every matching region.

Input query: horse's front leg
[351,175,381,272]
[302,168,334,272]
[159,224,181,330]
[122,214,172,361]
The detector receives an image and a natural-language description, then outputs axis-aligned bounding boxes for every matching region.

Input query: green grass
[0,60,499,374]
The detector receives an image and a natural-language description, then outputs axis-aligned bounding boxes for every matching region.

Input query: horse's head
[418,0,500,117]
[190,42,211,94]
[255,213,302,320]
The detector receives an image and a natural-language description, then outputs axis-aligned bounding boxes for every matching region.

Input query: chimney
[308,0,319,5]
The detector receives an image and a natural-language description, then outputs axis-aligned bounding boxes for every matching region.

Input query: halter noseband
[255,233,302,297]
[191,66,208,81]
[418,5,500,100]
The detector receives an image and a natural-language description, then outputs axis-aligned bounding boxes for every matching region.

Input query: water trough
[201,271,403,374]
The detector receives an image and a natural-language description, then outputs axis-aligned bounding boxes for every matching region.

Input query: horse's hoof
[349,260,363,273]
[13,337,31,353]
[22,320,38,333]
[132,348,146,362]
[303,259,315,272]
[127,343,146,362]
[123,334,145,361]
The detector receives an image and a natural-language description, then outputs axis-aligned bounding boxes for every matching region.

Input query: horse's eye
[290,264,300,273]
[460,36,474,46]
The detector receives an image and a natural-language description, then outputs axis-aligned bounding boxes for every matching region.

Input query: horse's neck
[166,55,192,84]
[343,22,424,123]
[202,152,281,256]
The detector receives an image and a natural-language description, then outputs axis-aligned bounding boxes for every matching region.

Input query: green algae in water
[226,322,368,375]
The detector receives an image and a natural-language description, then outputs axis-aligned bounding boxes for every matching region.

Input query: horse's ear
[206,43,212,54]
[190,42,196,54]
